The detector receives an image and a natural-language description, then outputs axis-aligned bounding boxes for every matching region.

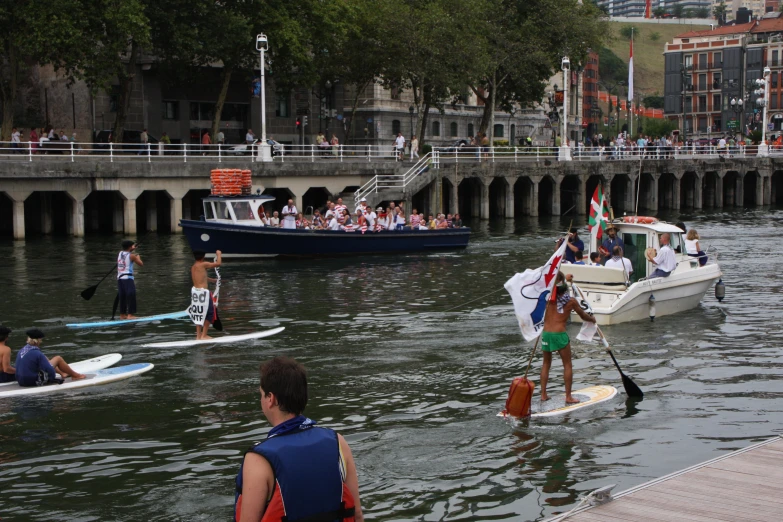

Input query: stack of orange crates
[210,169,252,196]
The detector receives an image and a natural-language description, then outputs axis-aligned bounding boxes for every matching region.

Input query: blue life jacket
[15,345,56,387]
[234,416,355,522]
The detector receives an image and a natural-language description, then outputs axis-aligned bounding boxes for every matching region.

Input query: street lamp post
[730,97,743,140]
[561,56,571,161]
[256,34,271,162]
[758,66,772,156]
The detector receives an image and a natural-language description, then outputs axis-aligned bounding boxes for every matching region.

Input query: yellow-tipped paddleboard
[498,385,618,419]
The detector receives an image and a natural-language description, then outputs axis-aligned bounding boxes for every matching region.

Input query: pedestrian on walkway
[202,131,211,155]
[410,135,419,160]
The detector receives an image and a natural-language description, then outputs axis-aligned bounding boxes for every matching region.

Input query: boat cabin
[562,219,702,285]
[202,195,275,225]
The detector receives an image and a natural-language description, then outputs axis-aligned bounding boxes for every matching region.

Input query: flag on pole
[572,282,599,342]
[588,185,610,243]
[504,238,568,342]
[628,31,634,102]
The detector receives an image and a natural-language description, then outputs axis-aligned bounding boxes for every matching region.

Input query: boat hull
[180,220,470,257]
[573,264,722,325]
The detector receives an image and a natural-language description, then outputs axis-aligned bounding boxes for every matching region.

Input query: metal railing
[0,141,408,163]
[354,152,437,202]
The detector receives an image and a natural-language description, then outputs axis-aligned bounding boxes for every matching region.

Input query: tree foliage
[619,25,639,40]
[598,47,628,86]
[642,95,664,109]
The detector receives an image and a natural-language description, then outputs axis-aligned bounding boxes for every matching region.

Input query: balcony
[697,104,708,112]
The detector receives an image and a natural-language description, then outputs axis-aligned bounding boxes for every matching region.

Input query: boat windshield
[669,232,685,254]
[203,202,215,220]
[232,201,255,221]
[620,232,646,283]
[215,201,231,220]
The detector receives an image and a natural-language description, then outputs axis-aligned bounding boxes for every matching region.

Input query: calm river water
[0,209,781,521]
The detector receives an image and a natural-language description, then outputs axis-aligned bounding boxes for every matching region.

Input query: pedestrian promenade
[546,436,783,522]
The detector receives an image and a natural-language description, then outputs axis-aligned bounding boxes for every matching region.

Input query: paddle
[596,328,643,398]
[111,294,120,321]
[571,284,643,398]
[212,268,223,331]
[80,265,116,300]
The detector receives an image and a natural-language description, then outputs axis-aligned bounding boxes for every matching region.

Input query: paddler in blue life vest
[15,329,84,387]
[234,356,363,522]
[541,272,595,404]
[191,250,221,340]
[118,239,143,319]
[0,326,15,383]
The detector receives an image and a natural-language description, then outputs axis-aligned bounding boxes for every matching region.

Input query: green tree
[649,32,661,42]
[713,1,728,24]
[673,5,685,18]
[599,47,628,85]
[642,95,664,109]
[694,7,709,18]
[652,7,666,18]
[641,117,678,137]
[0,1,86,139]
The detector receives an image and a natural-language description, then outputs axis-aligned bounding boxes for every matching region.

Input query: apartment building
[663,14,783,138]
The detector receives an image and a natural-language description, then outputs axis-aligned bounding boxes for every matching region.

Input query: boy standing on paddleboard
[541,272,595,404]
[190,250,221,340]
[118,240,143,320]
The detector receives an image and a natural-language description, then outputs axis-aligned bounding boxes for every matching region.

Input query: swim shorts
[541,331,570,353]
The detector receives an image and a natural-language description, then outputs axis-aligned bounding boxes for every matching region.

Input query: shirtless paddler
[540,271,596,404]
[191,250,222,340]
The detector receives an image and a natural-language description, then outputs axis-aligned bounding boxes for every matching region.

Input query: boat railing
[354,152,437,202]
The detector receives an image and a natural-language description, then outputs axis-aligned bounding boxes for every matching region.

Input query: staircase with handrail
[350,152,439,209]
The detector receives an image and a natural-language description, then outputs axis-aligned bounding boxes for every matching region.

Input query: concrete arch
[302,187,332,214]
[658,173,678,210]
[560,175,580,216]
[772,171,783,205]
[183,189,212,220]
[639,172,657,211]
[262,188,296,213]
[23,192,75,237]
[723,171,741,207]
[610,174,631,214]
[743,172,760,206]
[538,175,555,216]
[703,172,720,208]
[489,177,511,218]
[442,178,456,215]
[136,190,173,233]
[458,177,483,218]
[680,172,699,209]
[0,193,12,237]
[514,177,534,216]
[84,191,125,234]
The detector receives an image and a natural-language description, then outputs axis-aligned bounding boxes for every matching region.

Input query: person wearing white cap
[355,197,368,214]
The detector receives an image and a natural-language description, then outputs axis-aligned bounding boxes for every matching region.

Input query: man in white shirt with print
[281,199,297,229]
[649,233,677,278]
[605,246,633,279]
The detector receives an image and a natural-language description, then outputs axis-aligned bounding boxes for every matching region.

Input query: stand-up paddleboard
[66,310,188,329]
[141,326,285,348]
[498,385,617,419]
[0,363,154,398]
[0,353,122,387]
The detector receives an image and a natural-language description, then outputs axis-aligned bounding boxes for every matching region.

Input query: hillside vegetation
[603,21,711,98]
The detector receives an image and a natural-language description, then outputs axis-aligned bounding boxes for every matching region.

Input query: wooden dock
[545,436,783,522]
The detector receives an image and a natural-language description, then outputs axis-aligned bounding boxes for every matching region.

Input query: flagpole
[629,28,634,137]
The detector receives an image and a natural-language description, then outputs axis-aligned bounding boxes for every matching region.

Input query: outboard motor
[715,279,725,302]
[648,294,656,322]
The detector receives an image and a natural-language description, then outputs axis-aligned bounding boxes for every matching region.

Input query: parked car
[227,139,281,156]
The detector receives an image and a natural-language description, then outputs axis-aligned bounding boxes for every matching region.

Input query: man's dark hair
[193,250,206,261]
[569,227,578,234]
[259,356,308,415]
[590,252,600,262]
[0,326,10,343]
[575,250,584,259]
[121,240,135,250]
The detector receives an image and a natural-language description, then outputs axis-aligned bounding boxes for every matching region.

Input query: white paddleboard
[141,326,285,348]
[66,310,188,329]
[498,385,618,419]
[0,353,122,387]
[0,363,154,398]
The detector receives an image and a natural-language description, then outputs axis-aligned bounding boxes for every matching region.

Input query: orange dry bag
[503,377,535,417]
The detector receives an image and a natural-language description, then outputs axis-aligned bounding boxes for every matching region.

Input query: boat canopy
[203,195,276,225]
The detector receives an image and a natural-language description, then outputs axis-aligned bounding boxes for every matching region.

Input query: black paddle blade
[111,294,120,320]
[212,309,223,331]
[608,350,643,398]
[80,285,98,300]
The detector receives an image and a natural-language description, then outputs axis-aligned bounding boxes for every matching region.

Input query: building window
[713,94,720,111]
[698,74,707,91]
[684,55,693,69]
[432,121,440,136]
[275,94,290,118]
[699,53,707,70]
[713,52,721,67]
[698,116,707,132]
[493,124,504,138]
[162,101,179,120]
[189,102,215,121]
[773,96,779,110]
[468,123,474,137]
[450,122,458,137]
[713,72,722,89]
[392,119,401,135]
[713,118,721,131]
[390,84,401,100]
[698,95,707,112]
[774,50,779,67]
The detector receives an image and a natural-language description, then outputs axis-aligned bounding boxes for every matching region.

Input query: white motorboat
[560,218,722,325]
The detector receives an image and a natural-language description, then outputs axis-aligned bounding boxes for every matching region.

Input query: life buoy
[623,216,658,224]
